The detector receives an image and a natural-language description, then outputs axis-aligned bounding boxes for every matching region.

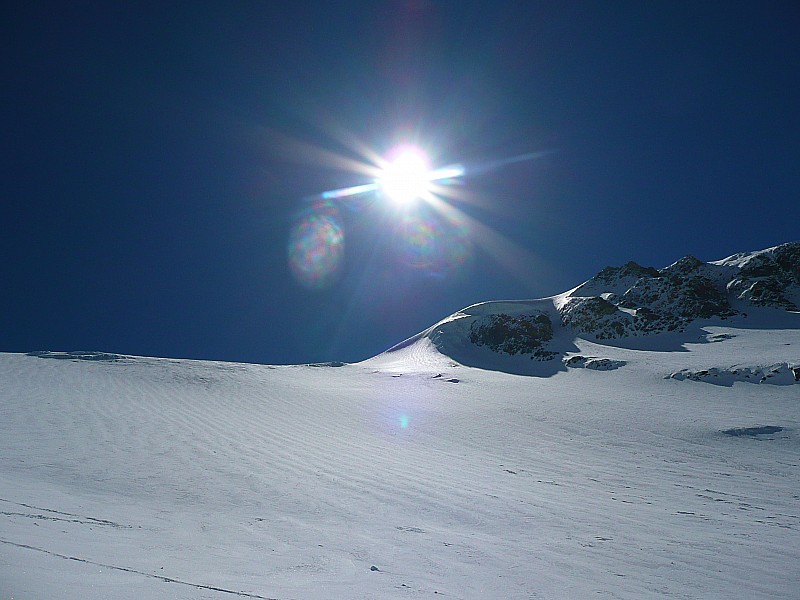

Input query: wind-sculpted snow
[4,246,800,598]
[5,319,800,599]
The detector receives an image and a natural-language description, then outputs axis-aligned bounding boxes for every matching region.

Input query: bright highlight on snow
[377,147,432,206]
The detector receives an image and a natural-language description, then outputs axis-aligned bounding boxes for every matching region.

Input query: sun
[377,146,432,206]
[296,135,549,290]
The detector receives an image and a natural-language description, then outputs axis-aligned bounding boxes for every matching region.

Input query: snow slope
[2,245,800,599]
[3,330,799,599]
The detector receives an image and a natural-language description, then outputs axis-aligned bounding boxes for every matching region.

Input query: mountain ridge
[379,242,800,373]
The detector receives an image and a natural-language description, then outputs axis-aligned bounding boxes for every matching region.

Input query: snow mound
[368,299,577,376]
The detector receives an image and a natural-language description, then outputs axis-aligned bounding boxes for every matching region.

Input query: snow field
[1,323,799,599]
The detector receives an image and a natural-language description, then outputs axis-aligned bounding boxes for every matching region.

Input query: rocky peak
[722,242,800,310]
[600,261,661,281]
[570,260,660,298]
[560,243,798,341]
[658,255,704,279]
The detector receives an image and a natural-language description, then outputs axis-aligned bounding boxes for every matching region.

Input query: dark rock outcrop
[725,242,800,310]
[469,312,557,360]
[27,350,124,361]
[560,242,798,340]
[570,261,660,299]
[560,296,633,339]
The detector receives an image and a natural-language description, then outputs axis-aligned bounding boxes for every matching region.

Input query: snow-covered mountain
[2,242,799,599]
[380,242,800,377]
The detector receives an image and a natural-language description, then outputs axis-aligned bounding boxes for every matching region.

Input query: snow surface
[2,315,799,599]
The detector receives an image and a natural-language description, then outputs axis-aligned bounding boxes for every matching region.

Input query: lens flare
[280,126,551,291]
[378,146,432,206]
[287,201,345,290]
[395,208,471,277]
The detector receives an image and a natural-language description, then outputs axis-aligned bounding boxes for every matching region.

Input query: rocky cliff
[557,241,799,341]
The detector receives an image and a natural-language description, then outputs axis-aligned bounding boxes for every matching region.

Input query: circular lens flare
[287,201,345,290]
[395,208,472,277]
[378,146,431,206]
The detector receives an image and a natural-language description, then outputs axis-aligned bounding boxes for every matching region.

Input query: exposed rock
[411,242,799,372]
[27,351,125,361]
[563,355,626,371]
[562,269,735,338]
[659,255,704,279]
[560,296,633,339]
[720,242,800,310]
[468,312,557,360]
[558,245,799,339]
[570,261,660,298]
[736,278,794,309]
[667,363,799,386]
[620,274,735,326]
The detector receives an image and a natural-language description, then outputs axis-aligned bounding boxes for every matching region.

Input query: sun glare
[298,136,549,290]
[378,147,432,206]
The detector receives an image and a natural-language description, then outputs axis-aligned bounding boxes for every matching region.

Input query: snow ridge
[378,242,800,372]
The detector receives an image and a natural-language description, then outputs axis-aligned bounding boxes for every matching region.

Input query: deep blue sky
[3,1,799,364]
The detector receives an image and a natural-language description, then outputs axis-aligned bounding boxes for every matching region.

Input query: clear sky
[3,1,799,364]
